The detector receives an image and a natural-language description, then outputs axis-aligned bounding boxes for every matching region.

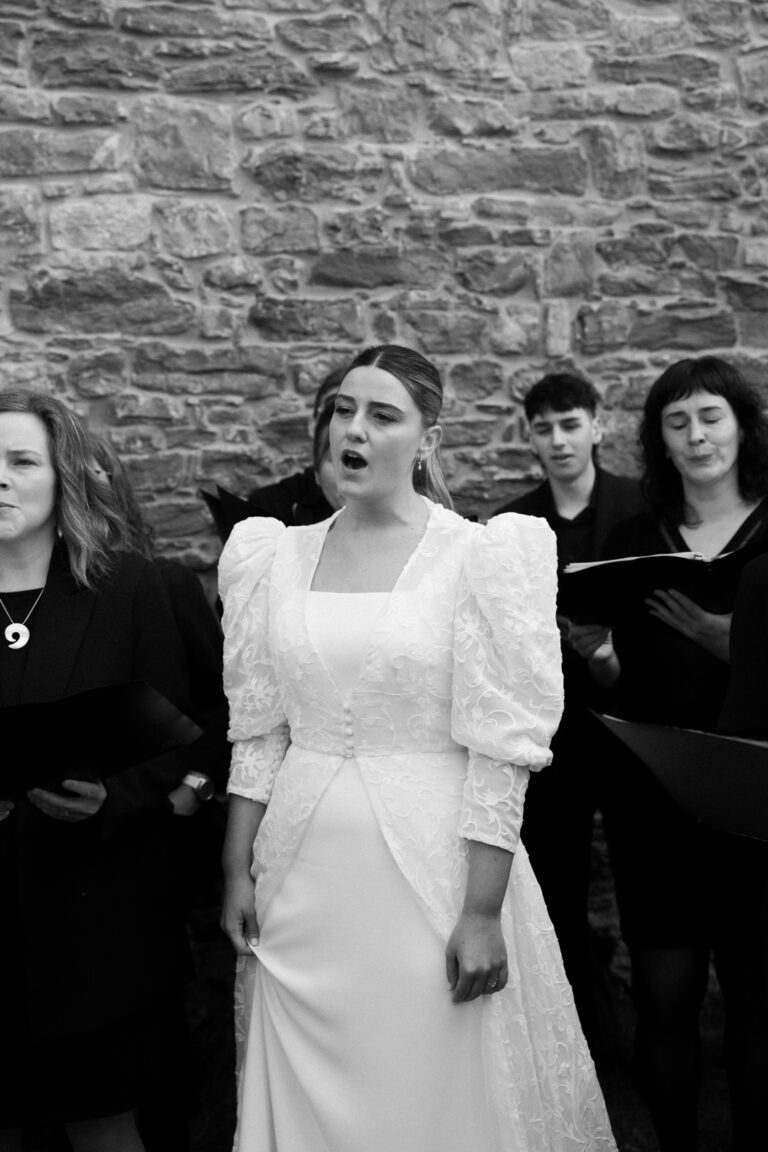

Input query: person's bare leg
[66,1111,145,1152]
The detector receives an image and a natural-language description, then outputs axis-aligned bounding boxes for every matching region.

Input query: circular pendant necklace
[0,586,45,649]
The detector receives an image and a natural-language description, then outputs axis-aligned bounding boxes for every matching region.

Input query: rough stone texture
[2,0,768,567]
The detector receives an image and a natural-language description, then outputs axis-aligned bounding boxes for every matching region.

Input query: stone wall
[3,0,768,566]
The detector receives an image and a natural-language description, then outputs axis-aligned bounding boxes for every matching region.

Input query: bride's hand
[445,911,508,1003]
[222,871,260,956]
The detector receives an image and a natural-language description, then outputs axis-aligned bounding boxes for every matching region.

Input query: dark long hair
[640,357,768,526]
[342,345,453,509]
[0,391,125,587]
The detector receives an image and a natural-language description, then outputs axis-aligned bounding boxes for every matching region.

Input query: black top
[718,553,768,739]
[497,468,644,710]
[0,588,43,706]
[604,497,768,731]
[246,465,333,526]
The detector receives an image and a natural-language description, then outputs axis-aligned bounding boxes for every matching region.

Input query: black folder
[594,712,768,842]
[1,681,202,801]
[558,537,768,625]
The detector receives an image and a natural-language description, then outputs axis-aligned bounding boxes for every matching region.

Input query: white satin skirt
[235,758,502,1152]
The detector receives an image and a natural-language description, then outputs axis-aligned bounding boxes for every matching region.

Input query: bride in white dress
[219,344,616,1152]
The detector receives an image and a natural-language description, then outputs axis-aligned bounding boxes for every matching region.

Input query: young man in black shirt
[495,372,643,1050]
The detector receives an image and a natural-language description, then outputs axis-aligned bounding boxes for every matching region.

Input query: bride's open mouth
[341,450,368,471]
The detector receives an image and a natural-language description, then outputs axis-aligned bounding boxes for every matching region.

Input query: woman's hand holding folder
[645,588,731,662]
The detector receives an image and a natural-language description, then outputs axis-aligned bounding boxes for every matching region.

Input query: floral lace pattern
[219,500,615,1150]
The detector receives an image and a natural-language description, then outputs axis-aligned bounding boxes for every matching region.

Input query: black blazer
[2,548,221,1039]
[495,468,644,563]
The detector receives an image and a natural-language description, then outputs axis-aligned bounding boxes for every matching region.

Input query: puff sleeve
[218,517,289,803]
[451,514,564,853]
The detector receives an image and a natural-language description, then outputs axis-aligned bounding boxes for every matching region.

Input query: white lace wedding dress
[219,498,616,1152]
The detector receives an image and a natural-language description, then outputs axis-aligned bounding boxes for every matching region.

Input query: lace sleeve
[451,514,564,852]
[219,518,289,803]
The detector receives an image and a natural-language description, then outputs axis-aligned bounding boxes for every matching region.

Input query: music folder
[559,537,768,625]
[1,681,202,801]
[593,711,768,842]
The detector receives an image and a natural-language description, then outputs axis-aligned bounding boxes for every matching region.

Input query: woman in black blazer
[0,392,222,1151]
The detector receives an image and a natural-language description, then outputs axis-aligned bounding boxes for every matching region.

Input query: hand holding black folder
[1,681,202,802]
[558,537,768,625]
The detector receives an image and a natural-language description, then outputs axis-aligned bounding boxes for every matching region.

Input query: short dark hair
[524,373,600,422]
[640,356,768,526]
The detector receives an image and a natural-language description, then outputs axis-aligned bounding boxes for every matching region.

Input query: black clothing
[0,548,224,1124]
[718,553,768,739]
[246,466,333,527]
[495,468,643,1041]
[602,498,768,946]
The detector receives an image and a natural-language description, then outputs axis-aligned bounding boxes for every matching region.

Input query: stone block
[508,44,591,90]
[50,196,153,250]
[371,0,507,76]
[488,303,542,355]
[236,101,298,140]
[408,146,588,196]
[456,250,532,296]
[593,53,720,89]
[545,234,595,297]
[166,51,313,96]
[0,188,42,265]
[324,207,392,248]
[449,360,504,400]
[65,349,127,396]
[310,248,449,290]
[203,256,263,292]
[248,293,364,342]
[743,239,768,267]
[52,95,123,126]
[155,200,232,258]
[110,393,185,423]
[545,300,572,358]
[338,83,420,143]
[116,5,269,39]
[264,256,304,295]
[585,124,646,199]
[629,306,737,350]
[520,0,611,39]
[244,143,382,201]
[241,205,320,253]
[427,96,523,138]
[0,128,119,177]
[722,275,768,311]
[30,29,161,89]
[133,342,286,394]
[737,51,768,111]
[441,418,500,447]
[0,88,50,123]
[0,22,24,67]
[9,267,196,336]
[648,166,741,199]
[612,84,678,118]
[276,15,369,52]
[649,114,720,154]
[125,451,191,493]
[673,234,738,271]
[576,302,632,355]
[132,97,236,191]
[611,14,692,56]
[48,0,111,25]
[401,300,489,354]
[684,0,750,44]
